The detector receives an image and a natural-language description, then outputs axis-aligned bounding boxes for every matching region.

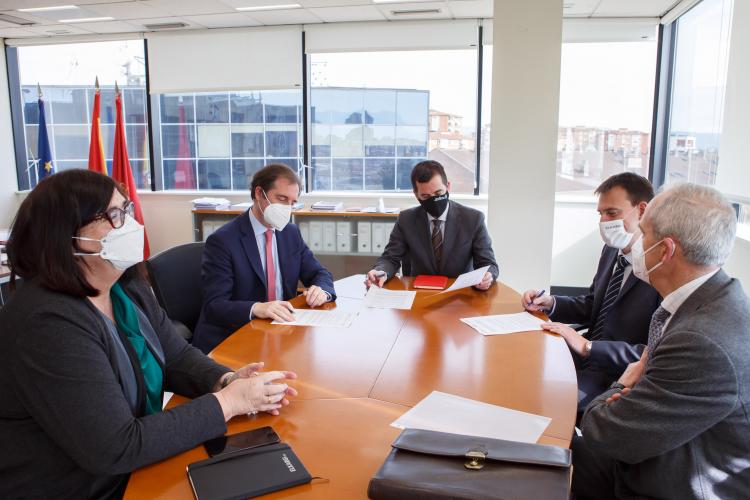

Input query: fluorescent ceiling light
[17,5,78,12]
[60,16,114,23]
[236,4,302,11]
[373,0,432,3]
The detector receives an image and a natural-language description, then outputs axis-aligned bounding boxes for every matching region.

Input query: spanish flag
[36,84,54,181]
[88,76,107,175]
[112,82,151,259]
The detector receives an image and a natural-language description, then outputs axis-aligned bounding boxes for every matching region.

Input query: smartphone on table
[203,426,281,458]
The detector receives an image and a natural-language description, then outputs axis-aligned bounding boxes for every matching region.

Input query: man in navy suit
[522,173,661,413]
[193,164,335,353]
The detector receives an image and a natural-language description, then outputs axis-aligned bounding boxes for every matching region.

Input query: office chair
[146,242,205,341]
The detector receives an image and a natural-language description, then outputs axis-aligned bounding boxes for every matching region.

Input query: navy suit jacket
[193,211,335,353]
[551,245,661,409]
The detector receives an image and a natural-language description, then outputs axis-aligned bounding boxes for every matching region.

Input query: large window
[14,40,149,189]
[556,42,657,194]
[665,0,733,186]
[310,50,478,193]
[154,90,303,190]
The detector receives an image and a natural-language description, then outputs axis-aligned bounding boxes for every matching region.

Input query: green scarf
[111,283,163,415]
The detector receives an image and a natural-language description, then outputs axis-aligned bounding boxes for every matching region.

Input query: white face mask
[599,208,637,249]
[73,215,144,270]
[261,190,292,231]
[631,236,666,284]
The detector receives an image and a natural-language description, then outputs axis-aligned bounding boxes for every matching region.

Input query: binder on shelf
[299,222,310,245]
[323,221,337,252]
[336,221,353,253]
[372,223,387,253]
[309,221,324,252]
[357,221,372,253]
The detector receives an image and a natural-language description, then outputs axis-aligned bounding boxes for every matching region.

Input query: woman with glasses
[0,170,297,499]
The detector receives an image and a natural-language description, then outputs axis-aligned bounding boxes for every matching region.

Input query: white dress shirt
[249,211,283,318]
[426,202,449,240]
[660,269,719,331]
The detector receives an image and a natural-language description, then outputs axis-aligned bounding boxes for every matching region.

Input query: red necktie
[265,229,277,302]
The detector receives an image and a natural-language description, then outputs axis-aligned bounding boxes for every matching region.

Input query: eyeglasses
[90,201,135,229]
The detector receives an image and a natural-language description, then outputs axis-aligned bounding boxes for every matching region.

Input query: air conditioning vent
[143,22,188,30]
[0,14,35,25]
[391,8,441,16]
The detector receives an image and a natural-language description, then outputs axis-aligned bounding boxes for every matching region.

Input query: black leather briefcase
[368,429,572,500]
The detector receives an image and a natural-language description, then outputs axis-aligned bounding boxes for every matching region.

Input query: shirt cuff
[324,291,332,302]
[548,296,557,316]
[249,302,258,320]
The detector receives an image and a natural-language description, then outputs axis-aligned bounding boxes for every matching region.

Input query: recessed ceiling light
[236,4,302,11]
[17,5,78,12]
[60,16,114,23]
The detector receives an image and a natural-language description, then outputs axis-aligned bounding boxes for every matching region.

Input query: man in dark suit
[193,164,335,353]
[365,160,499,289]
[573,182,750,499]
[523,173,661,412]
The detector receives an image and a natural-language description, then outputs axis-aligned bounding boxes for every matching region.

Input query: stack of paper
[391,391,551,444]
[364,286,416,310]
[460,312,545,336]
[192,197,231,210]
[311,201,344,211]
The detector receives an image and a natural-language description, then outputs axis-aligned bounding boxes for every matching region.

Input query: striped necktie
[588,254,629,340]
[647,306,671,354]
[431,219,443,270]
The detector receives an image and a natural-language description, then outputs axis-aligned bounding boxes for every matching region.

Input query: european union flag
[37,93,54,180]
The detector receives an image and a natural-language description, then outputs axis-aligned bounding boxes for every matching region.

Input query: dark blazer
[578,270,750,499]
[193,211,335,353]
[551,245,661,409]
[0,276,229,499]
[374,201,499,280]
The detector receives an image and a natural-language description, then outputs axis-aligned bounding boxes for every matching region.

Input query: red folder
[413,275,449,290]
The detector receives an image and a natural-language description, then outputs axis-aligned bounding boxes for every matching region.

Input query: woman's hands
[213,364,298,421]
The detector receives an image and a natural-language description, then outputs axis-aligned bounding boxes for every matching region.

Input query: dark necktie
[647,306,671,354]
[588,254,629,340]
[431,219,443,270]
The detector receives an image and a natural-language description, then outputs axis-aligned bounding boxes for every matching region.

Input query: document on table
[460,312,545,336]
[391,391,551,444]
[271,309,358,327]
[364,286,416,310]
[333,274,368,299]
[438,265,491,294]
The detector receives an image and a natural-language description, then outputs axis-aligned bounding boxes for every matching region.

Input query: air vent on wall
[0,14,35,25]
[391,8,441,16]
[143,21,188,30]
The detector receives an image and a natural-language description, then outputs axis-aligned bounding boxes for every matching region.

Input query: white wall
[0,40,20,229]
[487,0,563,293]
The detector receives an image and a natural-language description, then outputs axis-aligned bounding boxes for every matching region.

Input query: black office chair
[146,242,205,341]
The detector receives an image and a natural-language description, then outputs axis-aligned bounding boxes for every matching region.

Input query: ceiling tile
[448,0,491,19]
[561,0,599,17]
[140,0,234,16]
[244,8,323,25]
[298,0,374,7]
[0,0,122,8]
[83,2,172,20]
[377,2,452,21]
[65,20,144,33]
[183,13,262,28]
[0,26,38,37]
[594,0,680,17]
[25,24,95,36]
[309,5,386,22]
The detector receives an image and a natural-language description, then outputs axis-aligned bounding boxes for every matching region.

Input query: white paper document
[364,286,416,310]
[439,265,491,294]
[391,391,551,444]
[460,312,545,336]
[271,309,358,327]
[333,274,368,299]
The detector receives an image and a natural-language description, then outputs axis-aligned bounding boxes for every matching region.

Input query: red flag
[173,99,195,189]
[88,78,107,175]
[112,84,151,259]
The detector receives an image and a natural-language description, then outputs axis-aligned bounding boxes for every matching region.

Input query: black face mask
[419,192,449,218]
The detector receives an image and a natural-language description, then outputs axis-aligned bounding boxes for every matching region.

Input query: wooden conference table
[125,278,578,499]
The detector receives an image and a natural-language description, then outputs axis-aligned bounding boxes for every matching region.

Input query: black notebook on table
[187,442,311,500]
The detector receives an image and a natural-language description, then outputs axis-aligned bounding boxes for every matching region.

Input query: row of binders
[299,220,395,254]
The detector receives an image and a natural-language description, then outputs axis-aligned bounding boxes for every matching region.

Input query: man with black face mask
[366,160,498,289]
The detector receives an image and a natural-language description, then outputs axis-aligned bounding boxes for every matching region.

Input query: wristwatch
[584,340,593,356]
